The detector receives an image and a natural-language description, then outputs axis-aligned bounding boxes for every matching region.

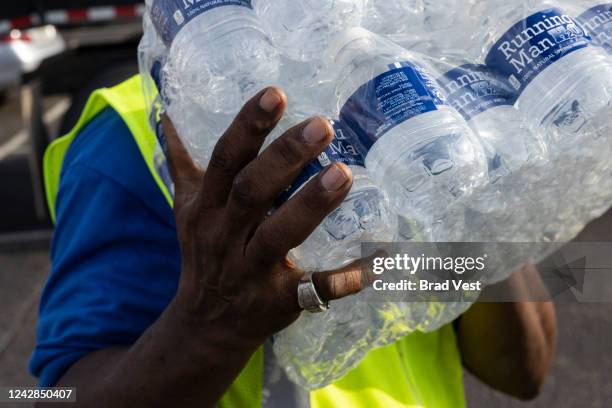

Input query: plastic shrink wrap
[139,0,612,389]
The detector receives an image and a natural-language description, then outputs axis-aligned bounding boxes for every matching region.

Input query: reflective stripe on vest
[43,75,466,408]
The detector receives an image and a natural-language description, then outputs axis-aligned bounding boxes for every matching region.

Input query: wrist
[166,297,262,359]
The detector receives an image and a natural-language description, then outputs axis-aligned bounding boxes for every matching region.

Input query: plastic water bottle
[253,0,366,63]
[471,1,612,151]
[271,120,397,390]
[148,0,278,112]
[282,119,396,271]
[146,0,279,165]
[363,0,425,36]
[138,14,167,127]
[569,1,612,54]
[326,28,488,224]
[364,0,480,34]
[363,0,478,55]
[437,61,548,179]
[419,0,474,32]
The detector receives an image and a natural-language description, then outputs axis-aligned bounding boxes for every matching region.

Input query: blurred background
[0,1,611,407]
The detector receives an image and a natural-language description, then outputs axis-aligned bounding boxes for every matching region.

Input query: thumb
[310,251,388,303]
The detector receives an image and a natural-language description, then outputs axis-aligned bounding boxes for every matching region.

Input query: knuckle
[326,274,342,299]
[273,134,306,170]
[345,270,361,292]
[208,137,239,176]
[297,187,331,217]
[180,207,202,236]
[231,172,258,209]
[301,195,322,216]
[237,108,273,135]
[320,271,359,300]
[252,229,280,261]
[185,207,201,227]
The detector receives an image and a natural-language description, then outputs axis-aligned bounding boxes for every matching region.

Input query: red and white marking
[0,4,144,33]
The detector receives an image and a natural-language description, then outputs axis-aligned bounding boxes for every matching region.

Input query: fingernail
[303,117,331,144]
[259,88,282,113]
[321,163,351,192]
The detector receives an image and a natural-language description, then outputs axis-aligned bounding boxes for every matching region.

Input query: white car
[0,25,66,93]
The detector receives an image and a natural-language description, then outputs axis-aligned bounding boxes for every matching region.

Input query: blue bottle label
[485,8,592,97]
[438,64,517,121]
[150,60,163,93]
[577,4,612,54]
[150,0,252,46]
[150,60,172,106]
[339,61,447,153]
[276,121,365,205]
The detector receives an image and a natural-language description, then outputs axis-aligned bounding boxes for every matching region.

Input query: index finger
[199,87,287,208]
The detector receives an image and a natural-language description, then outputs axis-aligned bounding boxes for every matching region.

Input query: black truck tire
[59,60,138,136]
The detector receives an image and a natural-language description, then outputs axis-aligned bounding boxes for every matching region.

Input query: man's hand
[46,87,369,408]
[163,87,366,350]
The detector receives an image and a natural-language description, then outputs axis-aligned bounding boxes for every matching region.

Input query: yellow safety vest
[43,75,466,408]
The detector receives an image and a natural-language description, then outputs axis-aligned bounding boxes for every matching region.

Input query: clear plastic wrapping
[139,0,612,389]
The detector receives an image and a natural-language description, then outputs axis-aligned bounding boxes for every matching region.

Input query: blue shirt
[30,108,181,386]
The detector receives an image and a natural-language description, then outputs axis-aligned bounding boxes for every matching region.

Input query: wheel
[59,61,139,136]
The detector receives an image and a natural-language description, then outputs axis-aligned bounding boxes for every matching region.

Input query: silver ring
[297,272,329,313]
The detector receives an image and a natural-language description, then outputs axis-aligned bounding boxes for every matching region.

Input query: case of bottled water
[139,0,612,390]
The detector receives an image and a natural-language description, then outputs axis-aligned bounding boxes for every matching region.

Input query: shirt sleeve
[29,110,180,386]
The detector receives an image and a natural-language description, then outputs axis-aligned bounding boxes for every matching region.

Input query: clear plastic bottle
[253,0,366,63]
[363,0,425,36]
[138,13,167,129]
[280,118,396,271]
[327,28,488,224]
[146,0,280,166]
[471,1,612,152]
[437,61,548,179]
[567,0,612,54]
[364,0,477,36]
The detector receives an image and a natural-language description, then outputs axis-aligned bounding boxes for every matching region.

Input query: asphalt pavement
[0,92,611,408]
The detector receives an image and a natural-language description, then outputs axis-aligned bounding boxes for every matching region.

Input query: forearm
[40,301,259,408]
[456,265,557,399]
